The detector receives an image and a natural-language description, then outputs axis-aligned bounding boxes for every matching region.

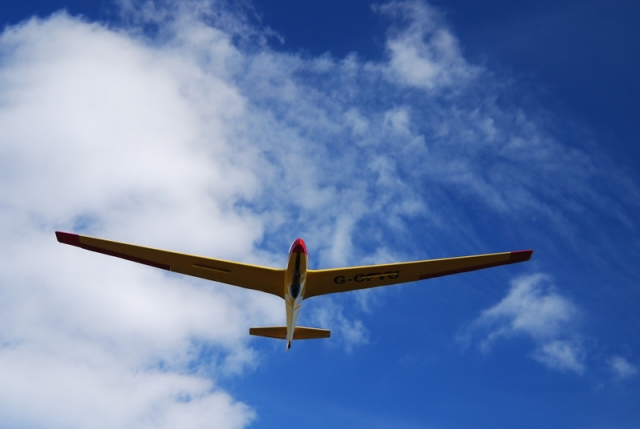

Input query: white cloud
[308,299,369,352]
[460,274,585,373]
[609,356,637,379]
[532,340,585,374]
[376,0,478,90]
[0,345,254,429]
[0,12,276,429]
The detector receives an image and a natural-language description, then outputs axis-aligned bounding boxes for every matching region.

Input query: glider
[55,232,532,350]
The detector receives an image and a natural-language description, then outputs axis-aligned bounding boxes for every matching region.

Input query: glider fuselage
[284,238,308,350]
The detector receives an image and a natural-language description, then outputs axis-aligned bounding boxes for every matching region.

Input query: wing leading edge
[304,250,533,299]
[55,232,285,298]
[56,232,532,302]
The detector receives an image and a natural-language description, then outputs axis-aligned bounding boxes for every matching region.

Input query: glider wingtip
[55,231,80,246]
[509,249,534,263]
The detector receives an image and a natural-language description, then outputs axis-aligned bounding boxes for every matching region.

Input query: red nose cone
[289,238,307,255]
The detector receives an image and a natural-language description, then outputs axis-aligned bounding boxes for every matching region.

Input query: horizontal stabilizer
[249,326,331,340]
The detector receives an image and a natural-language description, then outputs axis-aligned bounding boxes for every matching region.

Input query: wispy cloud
[308,299,369,352]
[609,356,637,380]
[376,0,479,90]
[459,274,585,374]
[531,339,585,374]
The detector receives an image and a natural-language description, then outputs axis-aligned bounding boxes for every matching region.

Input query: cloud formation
[0,12,278,428]
[308,299,370,352]
[610,356,637,380]
[460,274,585,374]
[376,0,479,90]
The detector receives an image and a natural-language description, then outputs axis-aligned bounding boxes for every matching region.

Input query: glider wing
[55,232,285,298]
[304,250,533,299]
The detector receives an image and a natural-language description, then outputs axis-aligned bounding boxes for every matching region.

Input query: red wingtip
[509,250,534,263]
[289,238,307,255]
[55,231,81,246]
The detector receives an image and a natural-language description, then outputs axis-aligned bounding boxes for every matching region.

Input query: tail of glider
[249,326,331,340]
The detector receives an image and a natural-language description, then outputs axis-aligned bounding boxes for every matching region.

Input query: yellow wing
[304,250,533,299]
[55,232,285,298]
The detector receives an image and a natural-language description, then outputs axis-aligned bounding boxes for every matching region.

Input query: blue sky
[0,1,639,428]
